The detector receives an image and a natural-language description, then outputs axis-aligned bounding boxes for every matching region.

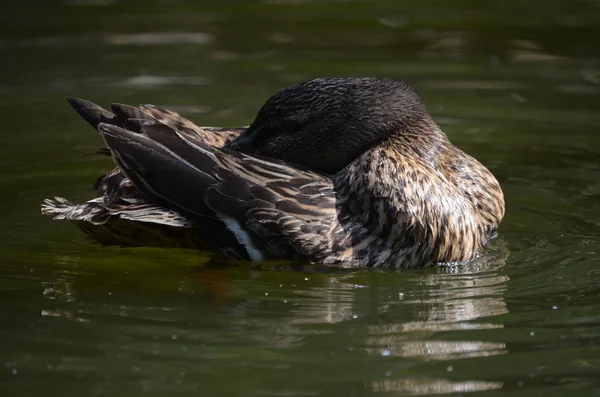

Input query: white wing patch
[217,215,265,261]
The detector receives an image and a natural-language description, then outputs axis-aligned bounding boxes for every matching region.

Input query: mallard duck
[42,77,505,268]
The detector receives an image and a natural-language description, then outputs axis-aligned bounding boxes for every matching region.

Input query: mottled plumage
[42,77,505,268]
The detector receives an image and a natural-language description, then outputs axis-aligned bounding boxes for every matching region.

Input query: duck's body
[42,77,504,268]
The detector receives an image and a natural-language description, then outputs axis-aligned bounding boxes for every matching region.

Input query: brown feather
[44,78,505,268]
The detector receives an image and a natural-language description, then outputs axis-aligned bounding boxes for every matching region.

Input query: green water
[1,0,600,395]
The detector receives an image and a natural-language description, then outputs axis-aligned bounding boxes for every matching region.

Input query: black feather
[67,97,117,129]
[111,103,155,127]
[97,123,251,258]
[97,123,214,215]
[123,118,152,132]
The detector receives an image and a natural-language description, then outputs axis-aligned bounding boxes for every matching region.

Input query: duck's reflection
[364,265,509,361]
[40,243,509,395]
[286,243,510,394]
[370,377,504,395]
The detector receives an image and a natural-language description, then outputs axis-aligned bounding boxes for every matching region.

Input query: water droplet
[446,365,454,372]
[381,349,391,357]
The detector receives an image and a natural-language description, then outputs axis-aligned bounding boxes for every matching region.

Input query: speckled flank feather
[42,78,505,268]
[331,121,504,268]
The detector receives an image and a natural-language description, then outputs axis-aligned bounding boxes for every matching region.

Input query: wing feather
[59,98,344,262]
[99,121,343,262]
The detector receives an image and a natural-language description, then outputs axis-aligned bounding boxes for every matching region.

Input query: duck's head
[228,77,435,174]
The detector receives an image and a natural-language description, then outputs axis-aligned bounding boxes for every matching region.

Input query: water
[1,0,600,395]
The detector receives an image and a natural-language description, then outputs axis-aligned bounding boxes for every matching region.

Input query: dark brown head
[228,77,431,174]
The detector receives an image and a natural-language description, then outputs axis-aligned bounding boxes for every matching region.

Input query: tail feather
[42,196,110,225]
[44,97,271,258]
[97,123,217,219]
[67,98,118,129]
[110,103,157,127]
[41,196,192,227]
[40,196,214,249]
[97,122,252,258]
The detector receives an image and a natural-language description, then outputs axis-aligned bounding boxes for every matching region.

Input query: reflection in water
[40,276,91,322]
[106,32,214,46]
[120,75,208,89]
[368,339,506,361]
[509,39,568,63]
[222,244,510,394]
[39,256,90,323]
[63,0,119,5]
[271,244,510,394]
[370,378,503,395]
[366,244,509,394]
[289,275,357,325]
[42,278,76,303]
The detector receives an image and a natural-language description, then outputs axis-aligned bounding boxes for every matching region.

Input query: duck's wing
[139,104,245,147]
[67,98,245,148]
[97,120,347,263]
[42,99,246,254]
[66,97,246,221]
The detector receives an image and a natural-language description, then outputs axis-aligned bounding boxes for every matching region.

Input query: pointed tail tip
[67,97,92,109]
[67,97,121,130]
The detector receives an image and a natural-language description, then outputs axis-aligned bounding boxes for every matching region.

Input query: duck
[42,77,505,269]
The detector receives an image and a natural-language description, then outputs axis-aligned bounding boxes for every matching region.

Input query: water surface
[1,1,600,396]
